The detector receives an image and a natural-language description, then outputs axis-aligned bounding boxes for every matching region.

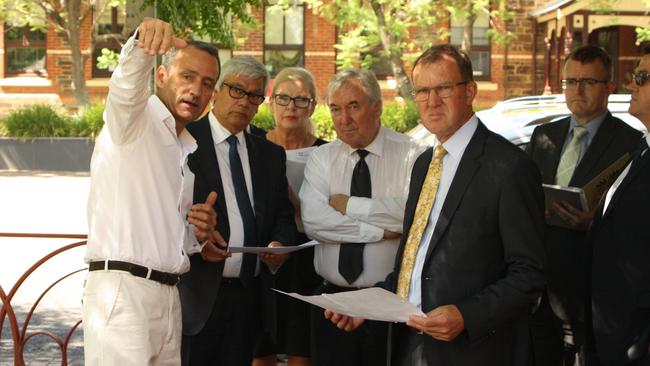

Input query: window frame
[4,24,47,76]
[449,13,492,82]
[263,0,306,77]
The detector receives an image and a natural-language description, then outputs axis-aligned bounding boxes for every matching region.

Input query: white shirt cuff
[346,196,370,221]
[359,221,384,242]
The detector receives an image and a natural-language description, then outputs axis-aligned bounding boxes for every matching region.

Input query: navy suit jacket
[385,122,546,365]
[526,113,641,323]
[178,114,296,336]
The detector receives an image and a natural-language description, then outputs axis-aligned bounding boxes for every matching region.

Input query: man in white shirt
[83,18,227,365]
[178,57,296,366]
[299,69,424,366]
[585,45,650,366]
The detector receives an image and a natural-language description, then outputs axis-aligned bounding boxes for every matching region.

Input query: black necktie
[339,149,371,284]
[226,135,257,286]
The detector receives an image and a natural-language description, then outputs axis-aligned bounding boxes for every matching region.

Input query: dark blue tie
[338,149,371,284]
[226,135,257,286]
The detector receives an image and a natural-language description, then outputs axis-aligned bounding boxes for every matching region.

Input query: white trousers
[82,270,182,366]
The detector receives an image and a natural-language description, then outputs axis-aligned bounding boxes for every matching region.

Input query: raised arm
[104,18,186,145]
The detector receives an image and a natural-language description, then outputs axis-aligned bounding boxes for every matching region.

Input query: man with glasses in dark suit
[179,56,297,366]
[527,45,641,365]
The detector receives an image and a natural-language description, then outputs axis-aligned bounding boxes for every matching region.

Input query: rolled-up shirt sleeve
[345,196,406,234]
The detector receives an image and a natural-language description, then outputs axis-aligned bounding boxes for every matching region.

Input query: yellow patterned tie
[396,145,447,301]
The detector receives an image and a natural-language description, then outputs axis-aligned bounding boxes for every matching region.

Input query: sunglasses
[632,71,650,87]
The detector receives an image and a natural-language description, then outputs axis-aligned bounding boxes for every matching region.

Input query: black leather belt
[88,260,180,286]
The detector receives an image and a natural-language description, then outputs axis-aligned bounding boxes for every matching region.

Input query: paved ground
[0,170,289,365]
[0,171,88,365]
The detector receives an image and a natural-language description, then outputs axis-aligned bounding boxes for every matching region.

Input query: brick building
[0,0,648,114]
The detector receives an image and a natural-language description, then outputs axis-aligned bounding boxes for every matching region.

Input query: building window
[450,11,491,80]
[92,5,125,77]
[264,0,305,76]
[4,25,46,75]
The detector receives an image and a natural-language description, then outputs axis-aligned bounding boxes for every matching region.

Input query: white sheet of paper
[274,287,424,323]
[228,240,319,254]
[285,146,318,192]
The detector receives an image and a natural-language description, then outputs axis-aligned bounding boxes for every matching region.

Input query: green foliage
[0,103,106,138]
[381,100,420,133]
[1,104,72,138]
[70,103,106,138]
[248,101,419,142]
[311,105,336,141]
[96,48,119,71]
[250,104,276,131]
[147,0,260,48]
[637,27,650,45]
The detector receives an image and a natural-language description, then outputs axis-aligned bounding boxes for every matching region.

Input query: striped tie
[396,145,447,301]
[555,126,588,186]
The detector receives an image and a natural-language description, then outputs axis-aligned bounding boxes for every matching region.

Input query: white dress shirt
[85,35,199,274]
[300,126,426,287]
[408,115,479,307]
[602,133,650,214]
[207,112,260,277]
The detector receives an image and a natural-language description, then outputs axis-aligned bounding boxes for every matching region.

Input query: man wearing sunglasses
[178,56,297,366]
[585,45,650,366]
[526,45,642,366]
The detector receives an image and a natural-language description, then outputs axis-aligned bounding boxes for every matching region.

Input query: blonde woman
[253,67,326,366]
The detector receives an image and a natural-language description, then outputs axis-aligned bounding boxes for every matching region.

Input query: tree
[0,0,258,108]
[298,0,513,100]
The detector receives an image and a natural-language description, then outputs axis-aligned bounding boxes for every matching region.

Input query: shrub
[381,99,420,133]
[71,102,105,138]
[250,104,275,131]
[1,104,72,138]
[311,105,336,141]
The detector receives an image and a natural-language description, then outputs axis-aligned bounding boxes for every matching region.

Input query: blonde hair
[272,67,317,101]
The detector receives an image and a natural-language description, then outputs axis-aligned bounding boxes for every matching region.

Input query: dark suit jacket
[178,114,296,336]
[526,114,641,323]
[586,138,650,365]
[385,122,546,366]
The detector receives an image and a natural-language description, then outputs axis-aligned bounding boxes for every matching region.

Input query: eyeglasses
[561,78,609,88]
[272,94,313,108]
[222,82,265,105]
[632,71,650,87]
[412,81,468,101]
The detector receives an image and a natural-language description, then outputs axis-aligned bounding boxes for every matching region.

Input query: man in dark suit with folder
[585,46,650,366]
[178,56,296,366]
[526,45,641,365]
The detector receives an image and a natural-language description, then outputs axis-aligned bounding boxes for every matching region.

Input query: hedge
[1,99,421,141]
[0,103,105,139]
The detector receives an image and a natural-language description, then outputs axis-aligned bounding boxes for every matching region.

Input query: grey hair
[327,69,382,106]
[161,40,220,72]
[215,56,269,92]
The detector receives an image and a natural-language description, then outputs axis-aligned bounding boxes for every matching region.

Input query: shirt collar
[208,111,246,146]
[434,114,479,160]
[344,125,385,158]
[149,95,197,155]
[569,111,607,137]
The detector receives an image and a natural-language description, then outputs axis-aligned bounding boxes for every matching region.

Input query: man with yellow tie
[326,45,546,365]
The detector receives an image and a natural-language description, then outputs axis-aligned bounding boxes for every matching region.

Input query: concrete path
[0,171,88,365]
